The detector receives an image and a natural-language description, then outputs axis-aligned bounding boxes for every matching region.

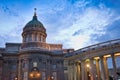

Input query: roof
[23,13,46,32]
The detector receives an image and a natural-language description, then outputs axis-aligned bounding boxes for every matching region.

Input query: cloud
[0,0,120,50]
[34,0,120,50]
[53,4,118,50]
[0,4,19,17]
[0,24,22,48]
[0,34,6,47]
[95,18,120,42]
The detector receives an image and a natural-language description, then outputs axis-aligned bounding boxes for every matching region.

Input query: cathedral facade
[0,11,73,80]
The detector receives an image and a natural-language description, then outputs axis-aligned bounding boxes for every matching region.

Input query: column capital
[95,58,99,62]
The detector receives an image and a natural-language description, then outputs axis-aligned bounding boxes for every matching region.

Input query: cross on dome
[34,8,37,16]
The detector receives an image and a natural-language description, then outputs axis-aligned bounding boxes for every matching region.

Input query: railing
[65,39,120,57]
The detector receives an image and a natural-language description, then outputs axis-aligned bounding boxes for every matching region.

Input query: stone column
[0,59,3,80]
[39,34,41,42]
[79,63,82,80]
[89,59,97,80]
[71,64,74,80]
[81,61,84,80]
[81,61,87,80]
[32,33,34,42]
[95,59,101,80]
[85,62,89,80]
[41,35,43,42]
[38,33,40,42]
[60,60,65,80]
[37,33,39,42]
[71,63,75,80]
[104,57,109,80]
[68,64,73,80]
[18,59,22,80]
[3,61,9,80]
[111,54,117,80]
[26,58,29,80]
[74,63,77,80]
[77,62,81,80]
[100,56,106,80]
[67,64,70,80]
[47,59,51,80]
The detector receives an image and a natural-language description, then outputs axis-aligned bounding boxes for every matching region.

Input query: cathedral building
[0,9,120,80]
[0,10,73,80]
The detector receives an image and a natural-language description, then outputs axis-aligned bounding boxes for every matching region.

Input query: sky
[0,0,120,50]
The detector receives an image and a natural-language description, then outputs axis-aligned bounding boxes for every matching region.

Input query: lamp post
[29,67,41,80]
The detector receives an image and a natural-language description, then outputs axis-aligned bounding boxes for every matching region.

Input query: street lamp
[86,64,90,68]
[29,67,41,80]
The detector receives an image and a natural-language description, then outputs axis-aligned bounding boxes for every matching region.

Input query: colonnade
[23,33,46,43]
[67,53,120,80]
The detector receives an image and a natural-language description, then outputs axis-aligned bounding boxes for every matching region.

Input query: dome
[21,9,47,49]
[23,13,46,32]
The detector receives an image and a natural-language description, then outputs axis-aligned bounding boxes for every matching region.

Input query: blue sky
[0,0,120,50]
